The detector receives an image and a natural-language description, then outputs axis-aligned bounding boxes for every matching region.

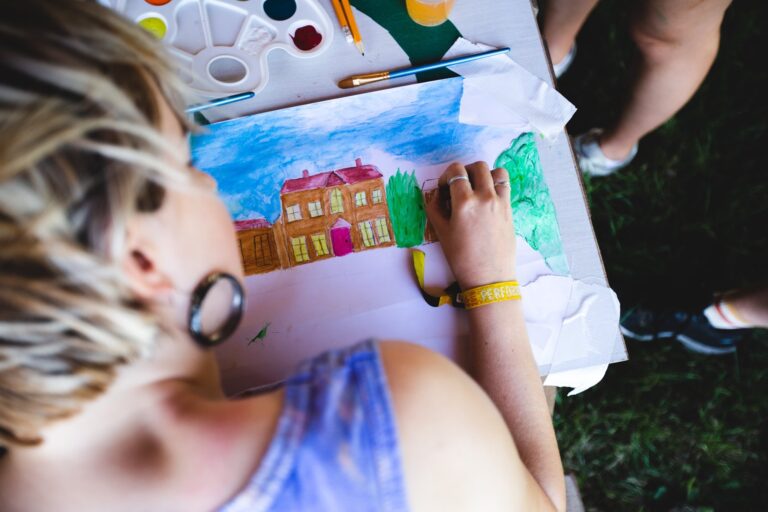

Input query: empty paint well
[263,0,297,21]
[172,2,206,54]
[207,3,247,46]
[291,25,322,51]
[208,56,249,84]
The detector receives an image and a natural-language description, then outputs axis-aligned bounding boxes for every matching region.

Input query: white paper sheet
[524,275,620,395]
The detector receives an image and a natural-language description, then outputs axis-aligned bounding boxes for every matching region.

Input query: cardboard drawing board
[192,77,620,394]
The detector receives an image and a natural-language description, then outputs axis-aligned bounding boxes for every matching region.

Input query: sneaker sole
[675,334,736,355]
[620,325,675,342]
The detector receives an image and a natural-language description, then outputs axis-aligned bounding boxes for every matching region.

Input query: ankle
[544,36,574,65]
[598,134,638,161]
[703,300,753,330]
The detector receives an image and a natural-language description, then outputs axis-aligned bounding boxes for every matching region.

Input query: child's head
[0,0,241,452]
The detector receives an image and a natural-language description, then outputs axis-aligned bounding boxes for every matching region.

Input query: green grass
[551,1,768,510]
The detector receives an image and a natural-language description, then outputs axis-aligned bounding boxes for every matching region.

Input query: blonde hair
[0,0,193,450]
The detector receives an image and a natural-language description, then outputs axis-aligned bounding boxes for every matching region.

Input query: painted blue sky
[191,77,493,223]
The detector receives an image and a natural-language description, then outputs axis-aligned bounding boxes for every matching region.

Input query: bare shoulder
[378,341,550,512]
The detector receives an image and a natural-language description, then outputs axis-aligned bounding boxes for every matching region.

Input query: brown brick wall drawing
[344,180,394,253]
[280,177,394,267]
[236,162,398,276]
[237,227,280,275]
[423,189,439,243]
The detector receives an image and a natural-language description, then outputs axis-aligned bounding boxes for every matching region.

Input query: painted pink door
[331,226,353,256]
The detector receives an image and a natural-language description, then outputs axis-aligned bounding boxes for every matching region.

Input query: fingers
[438,162,472,202]
[437,162,463,187]
[433,162,508,224]
[465,161,494,196]
[491,167,510,198]
[490,167,515,232]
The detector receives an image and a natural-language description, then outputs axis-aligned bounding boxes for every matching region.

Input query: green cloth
[350,0,460,82]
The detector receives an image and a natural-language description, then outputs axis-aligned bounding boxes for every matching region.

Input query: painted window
[241,233,277,269]
[359,221,376,247]
[291,236,310,262]
[308,200,323,217]
[330,189,344,213]
[355,191,367,207]
[311,233,329,256]
[286,204,302,222]
[375,217,391,243]
[372,188,383,204]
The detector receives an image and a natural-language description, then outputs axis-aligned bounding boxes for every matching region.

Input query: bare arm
[466,300,565,511]
[425,161,566,511]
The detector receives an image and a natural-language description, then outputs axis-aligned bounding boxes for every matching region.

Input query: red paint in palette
[291,25,322,51]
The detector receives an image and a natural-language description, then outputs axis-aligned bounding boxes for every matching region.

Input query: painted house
[422,188,439,244]
[279,159,395,266]
[234,218,286,275]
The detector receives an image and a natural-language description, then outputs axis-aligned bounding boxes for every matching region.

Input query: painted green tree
[386,169,426,247]
[495,132,568,275]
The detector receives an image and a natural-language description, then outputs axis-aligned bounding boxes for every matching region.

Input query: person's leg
[707,285,768,329]
[621,284,767,355]
[539,0,600,66]
[599,0,733,160]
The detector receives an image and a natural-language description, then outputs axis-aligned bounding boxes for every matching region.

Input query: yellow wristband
[459,281,521,309]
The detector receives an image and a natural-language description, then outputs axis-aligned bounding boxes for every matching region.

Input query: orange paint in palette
[100,0,333,97]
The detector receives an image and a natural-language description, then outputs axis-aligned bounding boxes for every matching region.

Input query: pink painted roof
[234,218,271,231]
[281,159,383,194]
[331,218,351,229]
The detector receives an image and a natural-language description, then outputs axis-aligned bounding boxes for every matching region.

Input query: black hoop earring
[188,272,245,348]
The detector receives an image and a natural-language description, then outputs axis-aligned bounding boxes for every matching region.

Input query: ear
[121,219,174,302]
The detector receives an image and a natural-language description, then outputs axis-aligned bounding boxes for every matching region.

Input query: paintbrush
[185,91,256,114]
[338,47,511,89]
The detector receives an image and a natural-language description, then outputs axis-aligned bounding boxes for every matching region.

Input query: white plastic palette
[101,0,333,97]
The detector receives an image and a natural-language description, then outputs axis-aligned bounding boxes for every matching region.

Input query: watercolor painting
[192,76,568,278]
[188,76,602,391]
[229,158,394,275]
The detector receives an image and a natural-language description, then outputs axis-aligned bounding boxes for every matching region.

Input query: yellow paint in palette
[405,0,455,27]
[138,16,168,39]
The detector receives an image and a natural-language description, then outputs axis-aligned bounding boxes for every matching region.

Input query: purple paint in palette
[99,0,333,97]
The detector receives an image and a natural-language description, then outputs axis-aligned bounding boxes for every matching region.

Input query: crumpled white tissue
[445,38,576,138]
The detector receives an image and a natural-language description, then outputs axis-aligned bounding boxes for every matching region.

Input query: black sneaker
[620,307,688,341]
[621,307,749,355]
[675,313,749,355]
